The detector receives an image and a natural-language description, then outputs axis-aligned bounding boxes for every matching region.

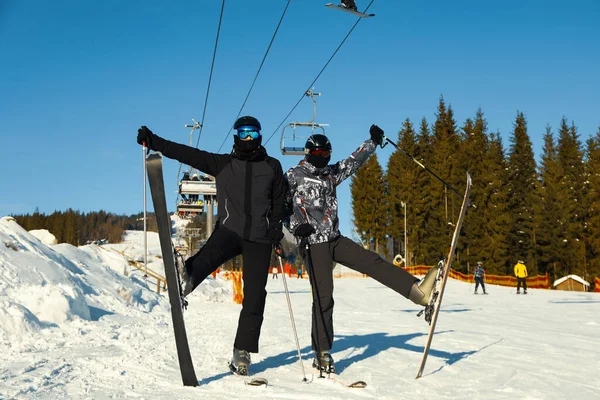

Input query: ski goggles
[236,125,261,139]
[307,148,331,157]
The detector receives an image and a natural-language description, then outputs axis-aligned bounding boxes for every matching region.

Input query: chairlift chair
[280,89,329,156]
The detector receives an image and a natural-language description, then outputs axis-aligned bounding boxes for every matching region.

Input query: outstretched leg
[185,226,242,292]
[331,236,419,298]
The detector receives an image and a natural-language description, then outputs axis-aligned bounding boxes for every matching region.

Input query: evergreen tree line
[13,209,158,245]
[351,97,600,284]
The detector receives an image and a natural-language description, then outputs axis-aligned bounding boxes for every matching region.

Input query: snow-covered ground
[1,215,599,399]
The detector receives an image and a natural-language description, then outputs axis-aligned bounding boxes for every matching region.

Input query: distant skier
[473,261,486,294]
[341,0,358,12]
[514,259,528,294]
[272,266,279,279]
[284,126,440,374]
[137,116,286,376]
[297,267,303,279]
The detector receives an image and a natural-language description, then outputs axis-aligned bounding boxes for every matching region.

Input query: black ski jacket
[153,137,286,244]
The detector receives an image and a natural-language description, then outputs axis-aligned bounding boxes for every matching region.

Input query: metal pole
[143,144,148,278]
[403,201,408,268]
[277,254,308,382]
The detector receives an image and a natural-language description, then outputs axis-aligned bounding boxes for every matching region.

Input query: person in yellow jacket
[514,259,528,294]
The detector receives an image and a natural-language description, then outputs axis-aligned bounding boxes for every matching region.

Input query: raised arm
[330,124,383,185]
[137,126,229,176]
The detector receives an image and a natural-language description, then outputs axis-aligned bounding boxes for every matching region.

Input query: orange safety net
[595,277,600,293]
[405,265,551,289]
[224,271,244,304]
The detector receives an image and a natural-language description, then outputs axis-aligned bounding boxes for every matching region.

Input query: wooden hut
[553,275,590,292]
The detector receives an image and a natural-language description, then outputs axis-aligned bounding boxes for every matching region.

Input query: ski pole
[142,142,148,279]
[382,136,463,199]
[275,245,308,382]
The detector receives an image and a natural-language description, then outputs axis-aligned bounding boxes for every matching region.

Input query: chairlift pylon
[280,89,329,156]
[176,119,217,219]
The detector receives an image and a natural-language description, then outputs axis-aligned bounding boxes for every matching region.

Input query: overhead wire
[263,0,375,147]
[194,0,226,149]
[175,0,225,210]
[216,0,292,153]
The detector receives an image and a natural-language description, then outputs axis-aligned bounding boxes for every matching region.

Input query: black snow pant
[474,276,486,293]
[305,235,419,353]
[185,225,272,353]
[517,277,527,292]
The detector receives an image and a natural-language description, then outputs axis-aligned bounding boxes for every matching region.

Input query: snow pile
[29,229,57,245]
[0,216,164,344]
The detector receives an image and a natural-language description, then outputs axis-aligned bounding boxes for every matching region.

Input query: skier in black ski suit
[137,116,286,376]
[283,125,440,373]
[474,261,486,294]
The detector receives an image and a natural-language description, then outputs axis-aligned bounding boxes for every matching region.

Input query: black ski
[415,173,472,379]
[312,367,367,388]
[325,3,375,18]
[146,153,198,387]
[228,363,268,386]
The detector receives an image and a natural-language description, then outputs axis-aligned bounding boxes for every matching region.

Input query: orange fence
[595,277,600,292]
[405,266,551,289]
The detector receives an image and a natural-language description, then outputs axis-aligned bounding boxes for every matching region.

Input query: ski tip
[246,377,268,386]
[348,380,367,388]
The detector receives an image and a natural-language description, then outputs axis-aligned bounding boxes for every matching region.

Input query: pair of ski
[148,152,472,385]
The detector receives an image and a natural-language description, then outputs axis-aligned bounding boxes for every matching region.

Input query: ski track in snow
[1,221,599,399]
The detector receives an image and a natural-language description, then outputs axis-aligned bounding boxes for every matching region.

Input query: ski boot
[313,350,335,374]
[341,0,358,12]
[177,260,195,297]
[229,348,251,376]
[408,264,442,306]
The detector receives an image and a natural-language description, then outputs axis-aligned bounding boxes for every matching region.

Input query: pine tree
[482,133,512,274]
[584,127,600,281]
[536,126,563,281]
[428,97,462,264]
[385,119,418,260]
[555,118,587,277]
[351,153,387,253]
[458,109,490,272]
[412,117,438,265]
[505,111,539,274]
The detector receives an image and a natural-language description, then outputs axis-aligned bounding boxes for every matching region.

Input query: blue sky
[1,0,599,239]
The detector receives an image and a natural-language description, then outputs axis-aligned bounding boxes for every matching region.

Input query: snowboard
[325,3,375,18]
[415,173,472,379]
[146,153,198,387]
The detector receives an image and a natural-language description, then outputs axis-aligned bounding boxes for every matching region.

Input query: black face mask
[234,135,262,153]
[306,154,330,169]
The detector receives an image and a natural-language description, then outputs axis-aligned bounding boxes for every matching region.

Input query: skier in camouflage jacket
[283,125,440,373]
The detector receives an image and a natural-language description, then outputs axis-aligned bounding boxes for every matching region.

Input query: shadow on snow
[198,330,485,385]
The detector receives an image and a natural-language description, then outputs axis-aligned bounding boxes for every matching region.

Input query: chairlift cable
[263,0,375,147]
[216,0,292,153]
[194,0,226,149]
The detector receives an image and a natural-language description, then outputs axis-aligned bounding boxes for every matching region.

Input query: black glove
[369,124,384,146]
[137,126,155,149]
[294,223,315,238]
[267,227,284,246]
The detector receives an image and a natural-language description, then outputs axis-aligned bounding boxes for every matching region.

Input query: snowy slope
[1,216,599,399]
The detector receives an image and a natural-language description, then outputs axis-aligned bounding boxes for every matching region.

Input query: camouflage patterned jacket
[284,139,377,244]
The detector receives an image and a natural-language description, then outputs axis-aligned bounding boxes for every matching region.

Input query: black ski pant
[305,235,419,353]
[517,277,527,292]
[185,225,272,353]
[474,276,485,293]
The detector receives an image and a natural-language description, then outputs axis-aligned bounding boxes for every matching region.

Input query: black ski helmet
[304,134,332,154]
[234,116,261,131]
